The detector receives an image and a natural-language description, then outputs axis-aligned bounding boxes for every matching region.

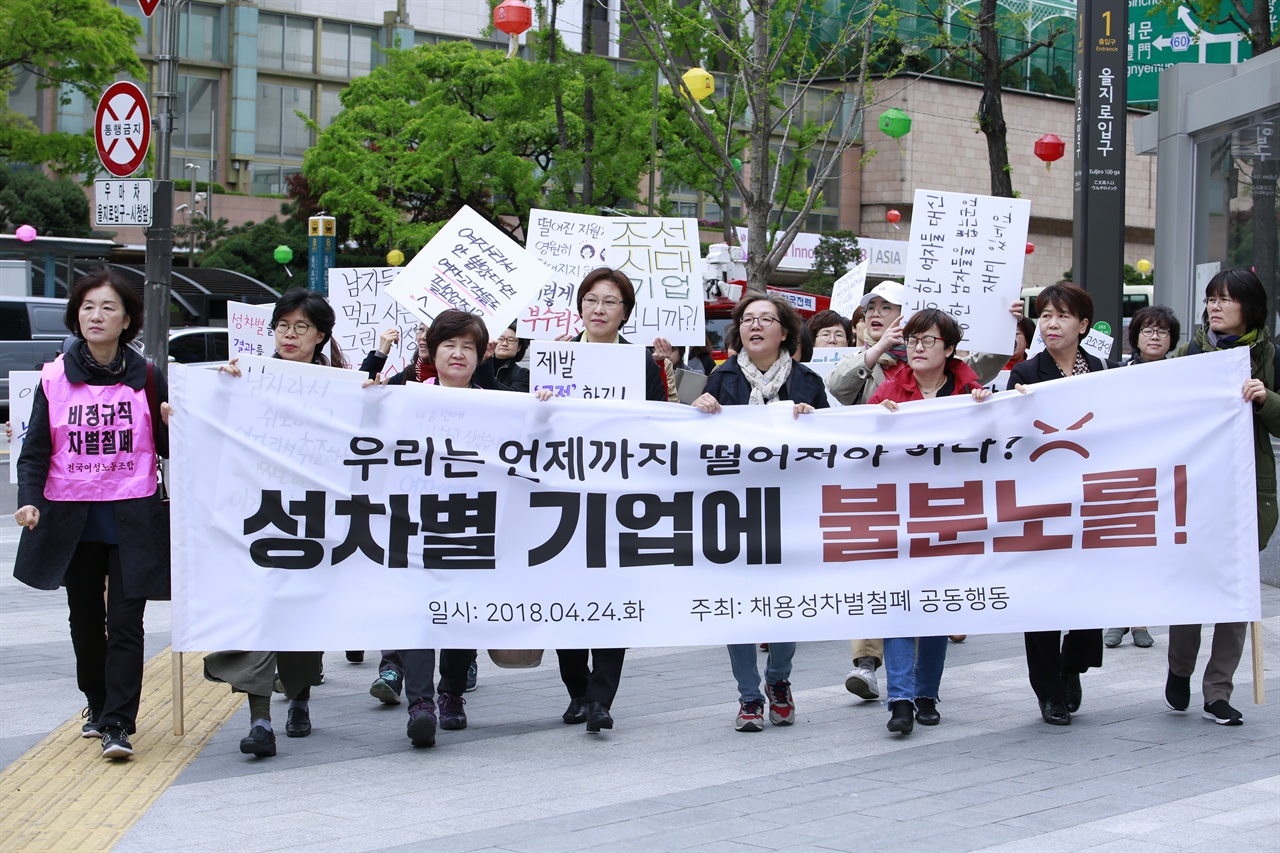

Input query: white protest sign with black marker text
[528,341,646,402]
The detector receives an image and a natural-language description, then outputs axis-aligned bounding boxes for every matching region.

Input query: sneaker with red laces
[767,679,795,726]
[438,691,467,730]
[735,699,765,732]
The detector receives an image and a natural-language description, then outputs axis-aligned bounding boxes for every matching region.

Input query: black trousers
[402,649,476,706]
[276,651,323,701]
[1024,629,1104,704]
[556,648,625,707]
[65,542,147,732]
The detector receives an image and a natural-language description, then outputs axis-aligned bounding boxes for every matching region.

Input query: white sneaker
[844,664,880,700]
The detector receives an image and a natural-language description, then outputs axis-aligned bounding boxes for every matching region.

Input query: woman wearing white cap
[828,281,1021,701]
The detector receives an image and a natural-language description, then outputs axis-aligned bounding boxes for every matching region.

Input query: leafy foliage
[804,230,860,295]
[0,164,91,237]
[197,217,307,293]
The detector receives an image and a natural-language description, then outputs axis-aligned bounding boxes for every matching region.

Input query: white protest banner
[385,205,551,338]
[983,369,1013,394]
[170,349,1259,651]
[1026,323,1115,363]
[227,301,276,358]
[236,354,367,382]
[829,259,869,320]
[804,347,859,408]
[903,189,1031,354]
[528,341,646,401]
[328,268,422,376]
[7,371,41,485]
[521,210,705,345]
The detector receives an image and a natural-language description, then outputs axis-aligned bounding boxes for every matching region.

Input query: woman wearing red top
[867,309,990,735]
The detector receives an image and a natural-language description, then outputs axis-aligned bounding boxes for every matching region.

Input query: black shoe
[239,724,277,757]
[562,697,588,725]
[1064,671,1082,713]
[100,725,134,759]
[914,697,940,726]
[1039,699,1071,726]
[887,700,914,734]
[1202,699,1243,726]
[81,706,103,738]
[345,650,365,663]
[1165,670,1191,712]
[585,701,613,732]
[285,705,312,738]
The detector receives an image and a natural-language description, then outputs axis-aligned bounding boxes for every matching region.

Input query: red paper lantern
[493,0,533,35]
[1025,242,1035,255]
[886,209,901,224]
[1034,134,1065,171]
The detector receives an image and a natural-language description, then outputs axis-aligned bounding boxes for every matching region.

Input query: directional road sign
[94,81,151,178]
[1127,1,1264,103]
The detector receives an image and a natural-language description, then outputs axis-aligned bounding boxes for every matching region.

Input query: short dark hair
[425,310,489,364]
[576,267,636,323]
[726,293,805,357]
[1016,316,1036,348]
[501,321,530,362]
[902,308,963,356]
[1128,305,1181,350]
[271,287,348,368]
[1205,268,1267,331]
[65,267,144,345]
[1035,283,1094,329]
[807,309,853,344]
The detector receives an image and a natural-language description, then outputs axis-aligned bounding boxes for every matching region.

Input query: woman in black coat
[1008,283,1117,726]
[14,268,170,761]
[691,293,827,732]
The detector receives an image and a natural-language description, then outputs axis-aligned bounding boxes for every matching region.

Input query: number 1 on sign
[1102,10,1110,36]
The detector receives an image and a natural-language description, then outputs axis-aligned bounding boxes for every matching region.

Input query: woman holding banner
[205,288,349,757]
[13,267,171,761]
[867,309,991,734]
[1166,269,1279,726]
[690,292,828,732]
[1008,283,1117,726]
[548,267,670,734]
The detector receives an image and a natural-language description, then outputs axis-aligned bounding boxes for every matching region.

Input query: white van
[1021,283,1154,354]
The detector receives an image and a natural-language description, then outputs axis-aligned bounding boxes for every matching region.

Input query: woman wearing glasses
[1166,269,1280,726]
[552,267,668,734]
[1104,306,1182,651]
[206,288,348,757]
[1008,283,1117,726]
[690,293,828,732]
[866,309,991,734]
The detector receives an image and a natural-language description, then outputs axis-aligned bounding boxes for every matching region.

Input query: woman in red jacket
[867,309,990,735]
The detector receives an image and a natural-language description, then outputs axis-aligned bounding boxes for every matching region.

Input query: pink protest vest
[41,356,157,502]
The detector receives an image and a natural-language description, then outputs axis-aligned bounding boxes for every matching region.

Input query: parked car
[0,296,69,414]
[165,326,229,368]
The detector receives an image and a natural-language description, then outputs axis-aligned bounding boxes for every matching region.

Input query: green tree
[620,0,890,292]
[804,230,860,295]
[0,164,92,237]
[0,0,145,175]
[197,217,306,293]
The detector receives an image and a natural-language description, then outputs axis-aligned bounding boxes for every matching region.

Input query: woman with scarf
[867,309,992,734]
[1166,269,1279,726]
[690,293,828,731]
[206,288,349,757]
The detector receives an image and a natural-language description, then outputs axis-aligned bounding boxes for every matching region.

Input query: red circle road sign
[94,82,151,178]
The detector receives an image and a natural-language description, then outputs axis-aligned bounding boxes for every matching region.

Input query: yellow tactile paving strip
[0,649,243,853]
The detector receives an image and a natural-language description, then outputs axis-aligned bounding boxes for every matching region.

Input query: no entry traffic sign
[94,81,151,178]
[139,0,160,15]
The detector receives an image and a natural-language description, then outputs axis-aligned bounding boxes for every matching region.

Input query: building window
[180,3,224,63]
[321,21,378,78]
[256,84,313,157]
[259,13,314,72]
[174,76,218,153]
[109,0,151,54]
[319,89,342,129]
[250,165,302,197]
[10,69,39,122]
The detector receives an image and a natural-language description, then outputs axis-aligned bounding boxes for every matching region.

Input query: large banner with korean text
[168,349,1261,651]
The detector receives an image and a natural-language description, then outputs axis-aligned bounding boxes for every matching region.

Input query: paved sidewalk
[2,518,1278,852]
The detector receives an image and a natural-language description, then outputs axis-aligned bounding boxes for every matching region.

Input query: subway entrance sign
[1127,1,1266,103]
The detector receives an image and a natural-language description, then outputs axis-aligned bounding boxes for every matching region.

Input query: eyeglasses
[741,315,779,328]
[1139,327,1170,339]
[497,335,519,346]
[864,302,898,316]
[905,335,941,349]
[581,296,623,310]
[1203,296,1238,308]
[815,329,848,342]
[273,320,313,335]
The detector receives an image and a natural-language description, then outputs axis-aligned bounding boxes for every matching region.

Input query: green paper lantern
[730,157,743,172]
[273,245,293,265]
[879,108,912,139]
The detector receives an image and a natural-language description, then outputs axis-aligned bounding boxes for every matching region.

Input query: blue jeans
[884,636,947,705]
[727,643,796,703]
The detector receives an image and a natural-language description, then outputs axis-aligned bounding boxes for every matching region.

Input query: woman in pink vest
[13,267,171,761]
[204,288,348,758]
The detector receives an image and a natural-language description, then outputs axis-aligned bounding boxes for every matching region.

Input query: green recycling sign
[1127,1,1268,103]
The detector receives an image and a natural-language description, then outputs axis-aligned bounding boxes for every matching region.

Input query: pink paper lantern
[15,224,37,242]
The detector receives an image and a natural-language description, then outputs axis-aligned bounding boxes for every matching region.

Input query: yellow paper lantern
[1135,258,1152,274]
[682,67,714,101]
[387,249,405,267]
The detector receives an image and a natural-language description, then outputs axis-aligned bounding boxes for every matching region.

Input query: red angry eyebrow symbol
[1028,412,1094,461]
